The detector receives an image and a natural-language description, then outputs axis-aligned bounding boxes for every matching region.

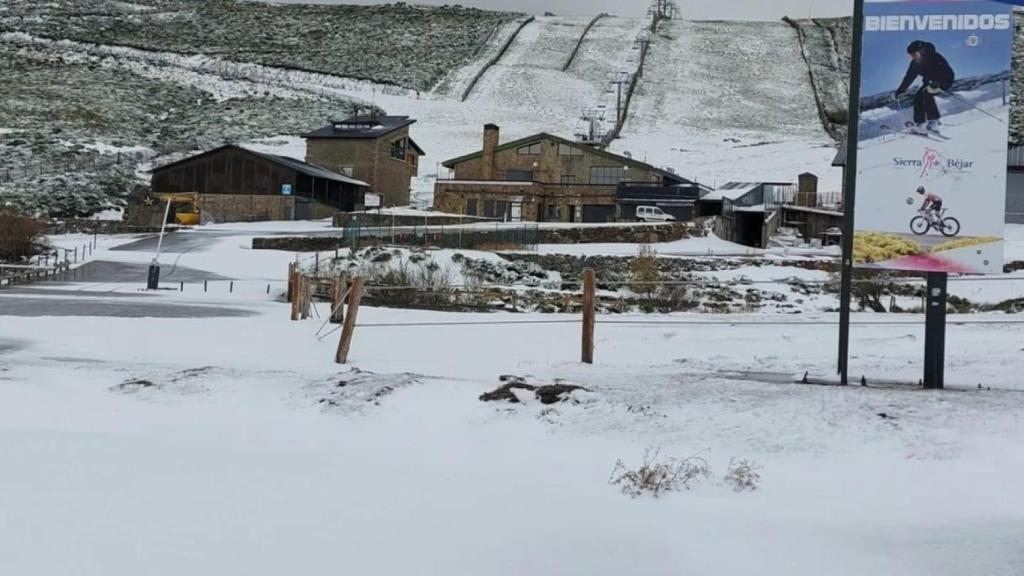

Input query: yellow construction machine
[155,192,201,226]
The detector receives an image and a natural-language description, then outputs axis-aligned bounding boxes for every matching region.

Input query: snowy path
[614,19,841,190]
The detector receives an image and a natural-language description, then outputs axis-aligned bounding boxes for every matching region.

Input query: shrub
[609,447,710,498]
[724,458,762,492]
[0,209,46,262]
[630,244,660,312]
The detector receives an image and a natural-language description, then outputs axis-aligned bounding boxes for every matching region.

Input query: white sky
[255,0,855,20]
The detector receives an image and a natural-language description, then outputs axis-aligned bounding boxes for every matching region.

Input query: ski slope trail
[614,19,840,190]
[465,17,613,130]
[567,16,643,82]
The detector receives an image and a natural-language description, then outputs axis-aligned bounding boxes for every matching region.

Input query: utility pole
[610,73,630,127]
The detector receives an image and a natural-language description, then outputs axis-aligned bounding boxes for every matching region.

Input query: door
[510,202,523,222]
[294,197,311,220]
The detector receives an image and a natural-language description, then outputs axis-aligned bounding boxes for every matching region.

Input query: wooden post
[581,268,596,364]
[286,262,296,303]
[331,276,345,324]
[291,272,301,321]
[336,277,365,364]
[301,275,312,320]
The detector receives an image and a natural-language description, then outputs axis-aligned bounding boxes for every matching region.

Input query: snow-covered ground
[3,226,1024,574]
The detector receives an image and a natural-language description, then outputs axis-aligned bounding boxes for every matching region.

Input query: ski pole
[940,89,1004,123]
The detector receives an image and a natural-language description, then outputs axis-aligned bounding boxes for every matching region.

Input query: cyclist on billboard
[916,185,942,214]
[894,40,955,134]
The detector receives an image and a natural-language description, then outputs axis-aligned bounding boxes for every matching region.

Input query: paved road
[52,260,230,284]
[0,296,256,318]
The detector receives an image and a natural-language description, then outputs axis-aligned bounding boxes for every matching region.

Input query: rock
[479,382,536,403]
[534,384,587,405]
[480,379,588,404]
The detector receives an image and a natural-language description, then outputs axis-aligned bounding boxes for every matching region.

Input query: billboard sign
[365,193,381,208]
[281,183,293,196]
[854,0,1012,274]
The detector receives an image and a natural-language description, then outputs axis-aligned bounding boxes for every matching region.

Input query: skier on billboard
[894,40,955,135]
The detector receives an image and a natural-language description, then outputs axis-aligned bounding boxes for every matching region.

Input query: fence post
[286,262,295,302]
[582,268,596,364]
[331,276,345,324]
[291,272,302,321]
[336,276,365,364]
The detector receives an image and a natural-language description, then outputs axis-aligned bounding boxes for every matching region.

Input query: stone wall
[45,219,169,235]
[333,211,494,228]
[252,222,699,252]
[433,180,619,222]
[126,194,336,226]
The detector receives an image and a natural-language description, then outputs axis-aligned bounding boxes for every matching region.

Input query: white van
[636,205,676,223]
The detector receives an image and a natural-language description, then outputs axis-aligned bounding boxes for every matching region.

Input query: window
[483,200,495,217]
[390,138,408,161]
[516,142,542,155]
[546,204,561,221]
[507,169,533,182]
[590,166,626,185]
[466,199,478,216]
[495,200,509,220]
[558,143,583,157]
[560,175,576,185]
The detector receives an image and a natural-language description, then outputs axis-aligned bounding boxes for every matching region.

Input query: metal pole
[838,0,865,386]
[923,272,948,389]
[148,197,172,290]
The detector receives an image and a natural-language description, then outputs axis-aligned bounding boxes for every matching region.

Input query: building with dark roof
[304,114,423,207]
[133,144,370,225]
[433,124,702,223]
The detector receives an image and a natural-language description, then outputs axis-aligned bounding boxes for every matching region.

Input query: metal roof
[303,115,416,139]
[441,131,691,185]
[243,148,371,187]
[150,144,370,187]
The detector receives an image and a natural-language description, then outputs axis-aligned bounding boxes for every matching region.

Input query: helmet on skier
[916,186,926,195]
[907,40,927,55]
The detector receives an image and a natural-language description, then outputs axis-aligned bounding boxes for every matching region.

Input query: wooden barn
[131,145,371,225]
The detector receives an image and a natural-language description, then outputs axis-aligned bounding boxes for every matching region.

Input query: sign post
[842,0,1014,388]
[924,272,948,389]
[838,0,866,386]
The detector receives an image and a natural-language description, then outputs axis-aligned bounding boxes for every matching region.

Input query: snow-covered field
[614,19,842,191]
[2,224,1024,575]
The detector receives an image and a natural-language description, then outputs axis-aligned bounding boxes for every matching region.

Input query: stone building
[433,124,696,223]
[304,114,424,207]
[133,144,370,225]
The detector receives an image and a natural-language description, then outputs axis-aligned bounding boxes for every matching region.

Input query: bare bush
[0,209,46,262]
[630,244,660,312]
[724,458,762,492]
[609,447,710,497]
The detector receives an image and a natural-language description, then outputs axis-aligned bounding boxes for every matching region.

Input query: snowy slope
[466,17,604,124]
[613,19,842,191]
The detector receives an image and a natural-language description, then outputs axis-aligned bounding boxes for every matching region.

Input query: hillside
[0,0,518,91]
[0,0,520,216]
[16,4,1024,217]
[612,19,840,191]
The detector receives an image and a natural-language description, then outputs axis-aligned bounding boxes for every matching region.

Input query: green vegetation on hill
[0,0,519,91]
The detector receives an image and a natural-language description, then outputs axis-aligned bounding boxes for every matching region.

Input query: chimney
[482,124,499,180]
[797,173,818,207]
